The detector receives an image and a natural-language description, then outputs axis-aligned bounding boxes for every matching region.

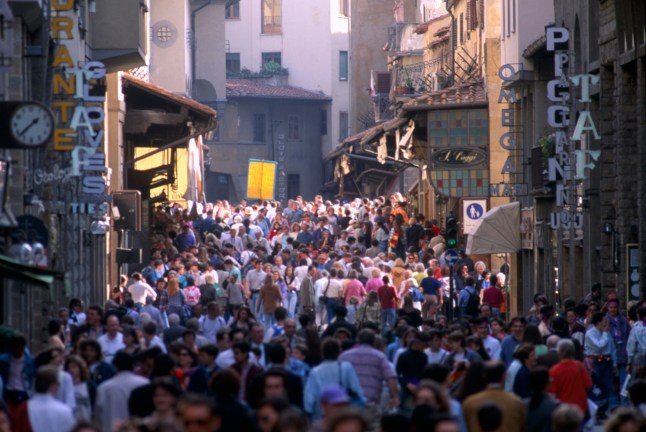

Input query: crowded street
[2,196,646,432]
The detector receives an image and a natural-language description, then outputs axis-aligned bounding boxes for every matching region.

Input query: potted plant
[538,132,555,166]
[403,70,415,93]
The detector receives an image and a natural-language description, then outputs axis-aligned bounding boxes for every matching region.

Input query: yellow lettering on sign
[53,45,73,67]
[54,128,75,151]
[53,100,75,123]
[52,16,74,40]
[53,74,75,95]
[52,0,74,11]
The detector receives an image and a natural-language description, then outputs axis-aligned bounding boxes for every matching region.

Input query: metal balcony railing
[395,53,452,94]
[371,93,394,121]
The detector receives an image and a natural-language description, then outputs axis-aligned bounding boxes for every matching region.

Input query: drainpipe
[445,0,455,83]
[190,0,213,97]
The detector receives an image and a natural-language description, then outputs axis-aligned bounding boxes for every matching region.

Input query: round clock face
[10,104,54,147]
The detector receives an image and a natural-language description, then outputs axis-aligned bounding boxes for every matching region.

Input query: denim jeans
[589,358,613,412]
[285,290,298,319]
[262,312,276,331]
[326,298,341,324]
[381,309,396,334]
[250,292,261,322]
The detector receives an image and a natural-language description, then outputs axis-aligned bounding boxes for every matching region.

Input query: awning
[466,202,521,255]
[0,254,65,287]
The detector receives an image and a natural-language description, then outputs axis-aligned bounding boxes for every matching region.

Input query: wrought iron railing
[371,93,394,121]
[395,53,452,93]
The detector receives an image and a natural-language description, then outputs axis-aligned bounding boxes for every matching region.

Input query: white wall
[500,0,554,69]
[224,0,350,156]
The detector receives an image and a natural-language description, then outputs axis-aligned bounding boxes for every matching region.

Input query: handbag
[319,278,331,304]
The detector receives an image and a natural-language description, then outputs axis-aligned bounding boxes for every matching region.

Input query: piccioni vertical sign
[545,27,601,230]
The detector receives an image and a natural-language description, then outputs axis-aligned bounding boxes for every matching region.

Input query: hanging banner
[247,159,277,200]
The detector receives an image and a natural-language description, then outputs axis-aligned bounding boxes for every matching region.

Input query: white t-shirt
[426,348,449,365]
[200,315,227,344]
[97,333,125,364]
[128,281,157,304]
[483,335,501,361]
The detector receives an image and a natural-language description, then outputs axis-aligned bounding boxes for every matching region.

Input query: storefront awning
[466,202,521,255]
[0,254,65,287]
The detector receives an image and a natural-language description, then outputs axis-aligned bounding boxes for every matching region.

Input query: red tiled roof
[122,74,216,117]
[226,79,331,100]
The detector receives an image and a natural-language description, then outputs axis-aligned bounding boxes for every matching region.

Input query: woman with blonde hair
[166,278,185,319]
[390,258,407,296]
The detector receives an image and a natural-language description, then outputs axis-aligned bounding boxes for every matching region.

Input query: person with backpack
[458,277,480,318]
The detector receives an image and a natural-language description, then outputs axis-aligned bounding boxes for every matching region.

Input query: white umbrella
[466,201,521,255]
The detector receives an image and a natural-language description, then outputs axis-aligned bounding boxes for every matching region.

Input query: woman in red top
[378,275,399,335]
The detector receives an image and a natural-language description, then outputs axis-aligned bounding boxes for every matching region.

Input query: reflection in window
[262,0,281,34]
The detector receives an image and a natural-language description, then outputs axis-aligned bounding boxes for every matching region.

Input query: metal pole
[449,264,454,320]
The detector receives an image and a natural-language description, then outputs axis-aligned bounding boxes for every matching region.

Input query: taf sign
[431,148,487,168]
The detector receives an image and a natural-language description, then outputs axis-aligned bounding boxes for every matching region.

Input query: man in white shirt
[98,315,125,364]
[95,351,149,432]
[425,330,449,365]
[28,366,75,432]
[475,317,501,361]
[199,302,227,344]
[128,272,156,305]
[313,271,330,329]
[245,259,267,316]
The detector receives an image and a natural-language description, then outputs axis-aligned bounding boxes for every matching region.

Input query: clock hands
[17,118,39,137]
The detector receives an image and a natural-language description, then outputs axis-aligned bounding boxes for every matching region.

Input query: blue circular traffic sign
[444,249,458,266]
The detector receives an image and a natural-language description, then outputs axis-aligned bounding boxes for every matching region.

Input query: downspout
[190,0,213,97]
[445,0,455,84]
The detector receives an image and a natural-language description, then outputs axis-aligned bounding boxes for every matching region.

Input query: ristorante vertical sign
[51,0,109,214]
[545,27,600,230]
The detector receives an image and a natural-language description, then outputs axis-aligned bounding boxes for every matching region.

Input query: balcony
[394,54,452,95]
[90,0,149,72]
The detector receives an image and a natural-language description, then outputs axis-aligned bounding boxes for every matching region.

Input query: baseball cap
[320,385,350,405]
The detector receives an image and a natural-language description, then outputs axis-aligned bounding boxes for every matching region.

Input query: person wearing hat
[309,385,352,432]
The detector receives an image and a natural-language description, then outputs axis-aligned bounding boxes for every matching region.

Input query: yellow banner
[247,159,276,200]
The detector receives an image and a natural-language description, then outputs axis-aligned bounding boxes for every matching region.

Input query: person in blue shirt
[296,223,314,246]
[420,269,443,319]
[175,223,196,252]
[457,277,479,317]
[584,311,617,421]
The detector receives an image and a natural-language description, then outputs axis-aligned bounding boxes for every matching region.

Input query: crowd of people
[2,194,646,432]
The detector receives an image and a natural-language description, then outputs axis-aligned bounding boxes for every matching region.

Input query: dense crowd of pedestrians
[2,194,646,432]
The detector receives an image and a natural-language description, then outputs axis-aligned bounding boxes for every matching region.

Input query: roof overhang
[122,74,217,119]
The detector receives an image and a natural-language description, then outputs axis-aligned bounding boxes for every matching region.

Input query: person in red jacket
[549,339,592,418]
